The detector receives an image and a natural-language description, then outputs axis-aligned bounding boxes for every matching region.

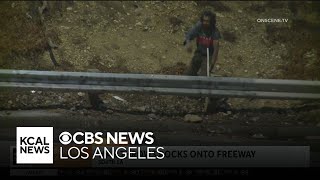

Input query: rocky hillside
[0,1,319,112]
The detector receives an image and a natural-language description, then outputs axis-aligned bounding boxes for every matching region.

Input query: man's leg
[197,54,217,112]
[185,52,203,76]
[198,54,208,76]
[198,55,231,113]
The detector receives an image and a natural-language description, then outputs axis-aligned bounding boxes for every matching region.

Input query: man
[184,11,230,112]
[184,10,221,76]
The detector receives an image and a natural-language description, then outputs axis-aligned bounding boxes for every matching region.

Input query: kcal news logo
[16,127,53,164]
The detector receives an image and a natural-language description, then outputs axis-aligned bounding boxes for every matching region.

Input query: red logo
[196,36,213,47]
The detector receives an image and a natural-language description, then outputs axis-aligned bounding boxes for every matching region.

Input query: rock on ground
[184,114,203,123]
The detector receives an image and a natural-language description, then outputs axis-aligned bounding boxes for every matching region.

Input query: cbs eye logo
[59,132,72,145]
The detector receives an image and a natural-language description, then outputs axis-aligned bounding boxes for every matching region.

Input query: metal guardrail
[0,69,320,100]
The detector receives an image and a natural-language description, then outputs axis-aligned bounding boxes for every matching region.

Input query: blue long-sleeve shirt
[185,21,221,56]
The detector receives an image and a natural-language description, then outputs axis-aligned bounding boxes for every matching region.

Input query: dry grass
[221,31,237,43]
[265,13,320,80]
[196,1,232,12]
[0,2,47,64]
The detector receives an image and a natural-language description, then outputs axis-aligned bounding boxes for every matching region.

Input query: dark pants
[186,52,211,76]
[185,52,229,113]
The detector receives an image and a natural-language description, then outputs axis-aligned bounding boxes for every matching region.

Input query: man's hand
[210,40,219,73]
[209,60,215,73]
[210,56,217,73]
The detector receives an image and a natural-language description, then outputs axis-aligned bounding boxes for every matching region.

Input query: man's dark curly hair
[200,10,216,29]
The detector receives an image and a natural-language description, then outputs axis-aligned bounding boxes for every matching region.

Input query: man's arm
[184,21,201,51]
[210,40,219,72]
